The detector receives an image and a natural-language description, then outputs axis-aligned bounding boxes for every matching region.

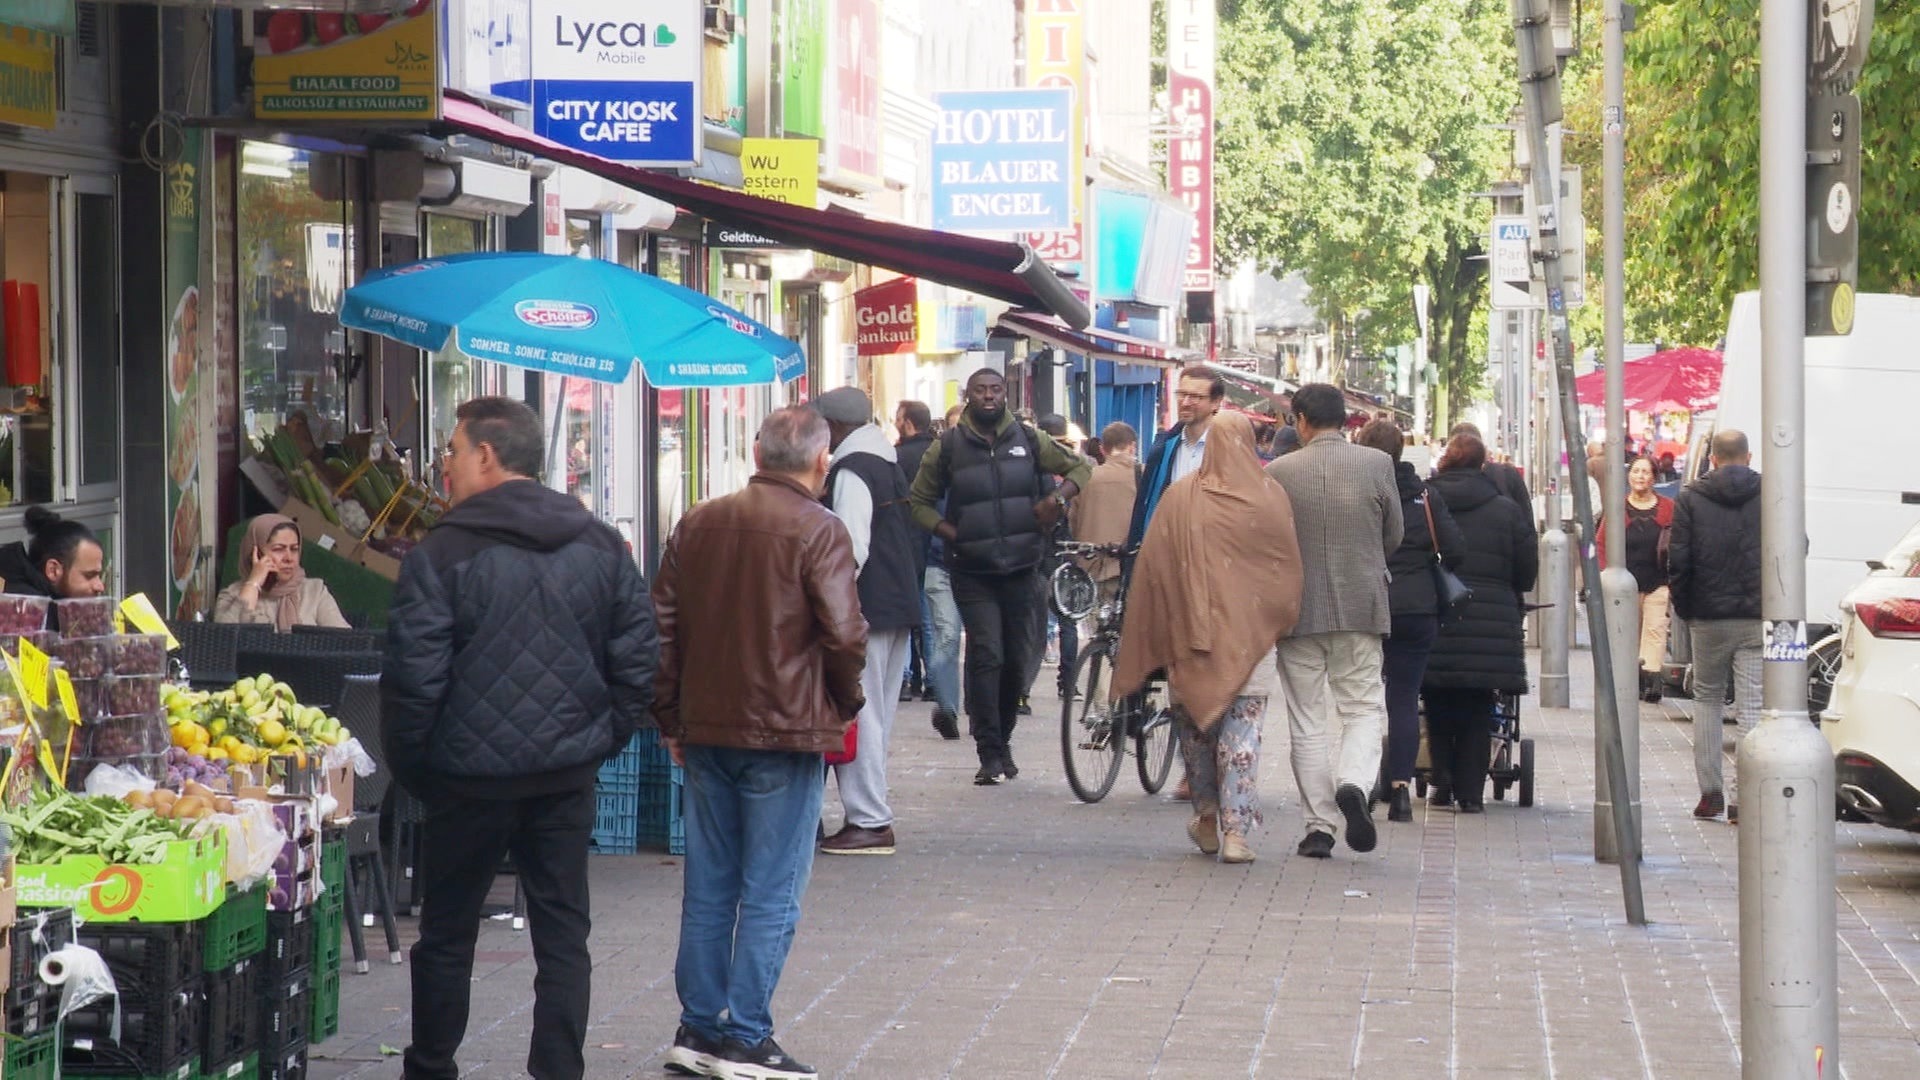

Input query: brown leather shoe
[1694,792,1725,819]
[820,824,896,855]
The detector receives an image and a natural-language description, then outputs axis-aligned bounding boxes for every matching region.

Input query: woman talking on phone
[213,513,350,631]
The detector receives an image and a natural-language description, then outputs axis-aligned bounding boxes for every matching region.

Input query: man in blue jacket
[1129,366,1227,546]
[384,397,658,1080]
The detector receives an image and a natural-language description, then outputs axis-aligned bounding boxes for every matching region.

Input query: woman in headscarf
[1113,412,1303,863]
[213,514,351,631]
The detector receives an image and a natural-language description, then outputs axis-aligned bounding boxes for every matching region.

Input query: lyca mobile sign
[528,0,702,165]
[931,89,1074,233]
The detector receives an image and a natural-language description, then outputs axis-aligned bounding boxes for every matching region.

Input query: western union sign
[0,25,57,131]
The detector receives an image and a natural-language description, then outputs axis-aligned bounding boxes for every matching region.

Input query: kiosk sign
[527,0,702,165]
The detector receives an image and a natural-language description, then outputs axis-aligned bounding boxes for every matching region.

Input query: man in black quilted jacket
[383,396,658,1080]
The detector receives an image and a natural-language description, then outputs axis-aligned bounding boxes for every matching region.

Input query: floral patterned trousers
[1181,694,1267,837]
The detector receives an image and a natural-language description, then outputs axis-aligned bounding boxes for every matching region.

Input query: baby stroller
[1412,690,1536,807]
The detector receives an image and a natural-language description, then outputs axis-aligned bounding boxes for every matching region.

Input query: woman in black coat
[1421,433,1539,812]
[1355,422,1467,824]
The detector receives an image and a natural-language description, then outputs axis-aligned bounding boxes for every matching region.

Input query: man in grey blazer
[1265,385,1404,858]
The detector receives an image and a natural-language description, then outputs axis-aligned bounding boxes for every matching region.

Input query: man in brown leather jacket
[651,405,866,1080]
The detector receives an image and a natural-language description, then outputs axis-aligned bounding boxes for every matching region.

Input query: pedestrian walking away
[816,387,922,856]
[1448,421,1534,527]
[1420,433,1537,814]
[382,397,658,1080]
[1069,421,1141,609]
[1354,420,1467,824]
[1265,384,1404,857]
[1598,456,1677,702]
[1669,428,1764,822]
[908,368,1091,785]
[1026,413,1079,705]
[894,401,937,706]
[1114,412,1303,864]
[651,406,867,1080]
[896,400,962,737]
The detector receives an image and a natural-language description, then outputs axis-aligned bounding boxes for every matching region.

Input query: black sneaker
[664,1024,725,1076]
[1337,783,1378,852]
[1017,696,1033,716]
[974,760,1002,785]
[1297,830,1335,858]
[715,1035,816,1080]
[931,708,961,740]
[1000,751,1019,780]
[1388,786,1413,823]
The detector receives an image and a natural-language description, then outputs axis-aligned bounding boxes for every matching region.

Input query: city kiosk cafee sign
[526,0,702,166]
[931,89,1074,233]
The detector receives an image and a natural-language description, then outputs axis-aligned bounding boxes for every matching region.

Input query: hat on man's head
[812,386,872,425]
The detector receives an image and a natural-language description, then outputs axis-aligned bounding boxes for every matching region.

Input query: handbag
[825,719,858,766]
[1423,496,1473,622]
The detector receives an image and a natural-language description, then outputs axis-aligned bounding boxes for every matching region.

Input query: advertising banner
[0,25,57,130]
[254,4,440,121]
[527,0,702,165]
[931,88,1074,233]
[854,278,919,356]
[828,0,881,185]
[1167,0,1215,292]
[741,137,818,208]
[1020,0,1086,267]
[164,130,208,617]
[782,0,826,139]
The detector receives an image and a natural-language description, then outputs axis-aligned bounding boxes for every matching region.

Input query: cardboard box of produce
[278,495,403,581]
[15,832,226,922]
[0,854,15,1000]
[326,760,354,821]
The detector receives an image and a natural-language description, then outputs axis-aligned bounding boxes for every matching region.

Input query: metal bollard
[1539,527,1573,708]
[1594,567,1643,862]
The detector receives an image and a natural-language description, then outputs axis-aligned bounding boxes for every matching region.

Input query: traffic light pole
[1737,0,1839,1071]
[1509,0,1644,923]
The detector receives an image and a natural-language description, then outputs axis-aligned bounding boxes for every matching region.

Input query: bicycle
[1049,541,1178,802]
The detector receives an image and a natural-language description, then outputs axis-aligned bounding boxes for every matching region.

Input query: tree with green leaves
[1214,0,1516,433]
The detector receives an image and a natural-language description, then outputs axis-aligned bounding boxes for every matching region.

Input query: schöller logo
[514,300,599,330]
[707,306,762,337]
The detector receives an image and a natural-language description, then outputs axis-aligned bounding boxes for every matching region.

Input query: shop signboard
[0,3,72,36]
[526,0,702,165]
[0,25,57,131]
[450,0,534,108]
[854,278,918,357]
[782,0,826,139]
[704,222,792,250]
[1167,0,1216,292]
[741,137,818,208]
[164,129,209,618]
[254,4,441,120]
[1020,0,1086,269]
[930,88,1074,233]
[827,0,881,185]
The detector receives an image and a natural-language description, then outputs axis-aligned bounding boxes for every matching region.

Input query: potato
[171,795,208,819]
[213,796,235,815]
[124,789,153,809]
[151,790,178,814]
[182,780,216,801]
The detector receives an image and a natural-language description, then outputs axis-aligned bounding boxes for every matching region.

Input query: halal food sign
[854,278,919,356]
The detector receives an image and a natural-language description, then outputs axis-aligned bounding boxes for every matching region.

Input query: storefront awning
[996,310,1187,368]
[437,94,1091,328]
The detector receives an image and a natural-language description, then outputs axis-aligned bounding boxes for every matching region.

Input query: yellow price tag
[54,669,80,727]
[17,637,49,710]
[120,593,180,650]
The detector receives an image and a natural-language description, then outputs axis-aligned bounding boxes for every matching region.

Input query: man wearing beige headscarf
[1114,413,1303,864]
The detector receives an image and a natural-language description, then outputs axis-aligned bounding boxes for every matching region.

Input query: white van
[1713,290,1920,635]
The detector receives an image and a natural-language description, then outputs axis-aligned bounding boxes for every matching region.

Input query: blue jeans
[677,745,827,1046]
[923,567,962,714]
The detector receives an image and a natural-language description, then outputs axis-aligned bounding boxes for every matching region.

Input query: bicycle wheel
[1135,702,1177,794]
[1061,645,1124,803]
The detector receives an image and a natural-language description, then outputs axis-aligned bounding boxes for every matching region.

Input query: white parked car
[1822,520,1920,831]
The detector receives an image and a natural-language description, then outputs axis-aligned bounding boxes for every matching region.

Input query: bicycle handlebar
[1055,540,1136,559]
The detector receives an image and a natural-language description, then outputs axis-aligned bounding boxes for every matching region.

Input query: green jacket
[908,410,1092,535]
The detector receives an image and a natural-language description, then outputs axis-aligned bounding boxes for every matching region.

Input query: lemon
[206,746,230,762]
[256,719,288,748]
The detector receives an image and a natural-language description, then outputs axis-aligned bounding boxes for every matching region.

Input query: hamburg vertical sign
[1167,0,1215,293]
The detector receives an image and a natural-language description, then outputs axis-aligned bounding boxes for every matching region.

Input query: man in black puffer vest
[909,368,1091,784]
[815,387,922,855]
[383,397,656,1080]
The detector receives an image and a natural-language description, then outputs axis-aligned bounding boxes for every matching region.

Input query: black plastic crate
[10,908,75,989]
[201,959,259,1069]
[257,971,311,1053]
[4,981,60,1037]
[259,1040,307,1080]
[258,909,314,985]
[78,919,204,1001]
[62,983,203,1078]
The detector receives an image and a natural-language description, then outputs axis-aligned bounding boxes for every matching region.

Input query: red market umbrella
[1575,347,1723,413]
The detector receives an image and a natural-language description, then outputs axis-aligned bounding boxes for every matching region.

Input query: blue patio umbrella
[340,252,804,389]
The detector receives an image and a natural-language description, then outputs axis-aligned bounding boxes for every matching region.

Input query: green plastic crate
[6,1023,60,1080]
[308,966,339,1046]
[309,902,342,974]
[199,1052,258,1080]
[202,884,268,972]
[318,830,345,895]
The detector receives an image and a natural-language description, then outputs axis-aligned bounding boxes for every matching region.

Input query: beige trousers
[1638,586,1671,672]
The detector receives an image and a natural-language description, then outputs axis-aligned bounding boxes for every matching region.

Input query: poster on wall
[164,130,212,619]
[827,0,880,185]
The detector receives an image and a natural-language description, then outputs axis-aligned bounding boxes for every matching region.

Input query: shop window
[0,171,57,506]
[75,192,117,488]
[423,214,486,479]
[653,239,694,535]
[237,143,359,444]
[550,215,605,513]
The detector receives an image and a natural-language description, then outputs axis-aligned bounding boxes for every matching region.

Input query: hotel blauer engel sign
[522,0,702,166]
[930,88,1074,233]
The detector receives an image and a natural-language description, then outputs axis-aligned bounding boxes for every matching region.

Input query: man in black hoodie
[383,397,658,1080]
[1668,428,1762,822]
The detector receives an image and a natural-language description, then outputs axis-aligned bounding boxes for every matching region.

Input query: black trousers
[1383,614,1440,784]
[1422,688,1495,806]
[405,785,595,1080]
[952,568,1044,765]
[1021,601,1079,698]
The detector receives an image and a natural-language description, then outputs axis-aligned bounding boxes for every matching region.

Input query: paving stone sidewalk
[312,653,1920,1079]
